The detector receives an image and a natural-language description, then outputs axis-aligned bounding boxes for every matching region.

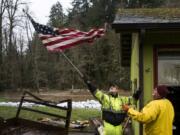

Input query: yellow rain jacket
[128,99,174,135]
[95,89,132,135]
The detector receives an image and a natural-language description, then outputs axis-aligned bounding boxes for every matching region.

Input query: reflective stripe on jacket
[128,99,174,135]
[94,89,132,135]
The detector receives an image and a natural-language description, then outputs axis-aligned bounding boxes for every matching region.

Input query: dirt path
[0,89,94,101]
[0,89,130,102]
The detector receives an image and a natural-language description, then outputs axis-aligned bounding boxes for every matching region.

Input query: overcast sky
[27,0,73,24]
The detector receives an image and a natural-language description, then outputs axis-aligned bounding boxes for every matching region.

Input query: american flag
[28,14,105,51]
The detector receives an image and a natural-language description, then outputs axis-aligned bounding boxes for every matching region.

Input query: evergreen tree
[49,1,64,27]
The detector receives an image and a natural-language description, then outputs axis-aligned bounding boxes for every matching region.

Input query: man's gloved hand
[82,75,97,94]
[133,89,142,100]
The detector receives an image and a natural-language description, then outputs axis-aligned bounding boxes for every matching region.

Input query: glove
[82,75,97,94]
[132,89,142,100]
[122,104,130,112]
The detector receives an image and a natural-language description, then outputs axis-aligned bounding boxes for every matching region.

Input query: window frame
[153,45,180,87]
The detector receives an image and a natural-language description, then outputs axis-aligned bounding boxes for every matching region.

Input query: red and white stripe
[38,28,105,51]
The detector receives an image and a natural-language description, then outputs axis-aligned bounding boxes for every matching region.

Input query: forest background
[0,0,179,92]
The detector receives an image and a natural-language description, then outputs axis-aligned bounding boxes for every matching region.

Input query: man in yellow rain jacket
[123,85,174,135]
[83,78,141,135]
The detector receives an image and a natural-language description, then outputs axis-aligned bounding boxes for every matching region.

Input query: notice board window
[158,50,180,86]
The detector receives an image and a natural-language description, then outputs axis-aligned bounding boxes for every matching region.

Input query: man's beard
[109,92,118,98]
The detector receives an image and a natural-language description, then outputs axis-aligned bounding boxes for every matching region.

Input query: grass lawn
[0,97,10,102]
[0,106,101,121]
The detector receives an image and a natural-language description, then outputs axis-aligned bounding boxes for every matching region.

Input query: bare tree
[0,0,7,89]
[6,0,22,89]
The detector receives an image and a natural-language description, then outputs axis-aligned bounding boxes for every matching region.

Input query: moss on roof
[117,8,180,19]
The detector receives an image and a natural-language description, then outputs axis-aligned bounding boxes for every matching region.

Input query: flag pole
[60,51,84,78]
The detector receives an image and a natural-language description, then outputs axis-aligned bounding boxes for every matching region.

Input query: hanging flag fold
[26,12,105,51]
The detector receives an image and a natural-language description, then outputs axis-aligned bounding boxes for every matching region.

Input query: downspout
[139,29,145,135]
